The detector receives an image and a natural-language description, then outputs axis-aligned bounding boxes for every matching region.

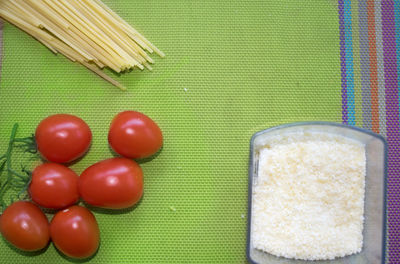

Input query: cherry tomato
[29,163,79,209]
[50,205,99,259]
[35,114,92,163]
[0,201,50,251]
[108,111,163,159]
[79,158,143,209]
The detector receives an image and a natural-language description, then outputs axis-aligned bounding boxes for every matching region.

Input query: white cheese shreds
[251,132,366,261]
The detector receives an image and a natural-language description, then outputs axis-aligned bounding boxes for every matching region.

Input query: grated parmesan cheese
[251,132,366,260]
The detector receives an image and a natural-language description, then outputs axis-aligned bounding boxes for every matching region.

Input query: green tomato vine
[0,124,38,212]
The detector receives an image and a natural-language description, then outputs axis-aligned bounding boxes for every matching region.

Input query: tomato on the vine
[35,114,92,163]
[108,111,163,159]
[50,205,99,259]
[0,201,50,251]
[29,163,79,209]
[79,158,144,209]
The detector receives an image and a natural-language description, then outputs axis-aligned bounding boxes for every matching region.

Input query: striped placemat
[0,1,396,262]
[338,0,400,262]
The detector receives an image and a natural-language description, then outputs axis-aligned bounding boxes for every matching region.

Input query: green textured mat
[0,1,341,263]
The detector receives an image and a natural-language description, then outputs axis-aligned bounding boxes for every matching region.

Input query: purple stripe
[339,0,348,124]
[381,1,400,262]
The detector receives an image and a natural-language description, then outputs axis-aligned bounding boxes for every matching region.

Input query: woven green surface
[0,1,340,263]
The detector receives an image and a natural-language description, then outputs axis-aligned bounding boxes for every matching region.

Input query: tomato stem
[0,180,9,211]
[16,181,30,200]
[6,124,18,169]
[0,124,35,212]
[13,135,37,154]
[8,169,29,182]
[6,124,20,186]
[0,161,8,211]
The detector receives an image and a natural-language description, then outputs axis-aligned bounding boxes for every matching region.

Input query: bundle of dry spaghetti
[0,0,164,90]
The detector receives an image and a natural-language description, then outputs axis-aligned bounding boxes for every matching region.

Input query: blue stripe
[395,0,400,123]
[344,0,356,126]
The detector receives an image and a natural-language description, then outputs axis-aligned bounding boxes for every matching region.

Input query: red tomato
[108,111,163,159]
[50,205,99,259]
[0,201,50,251]
[79,158,143,209]
[29,163,79,209]
[35,114,92,163]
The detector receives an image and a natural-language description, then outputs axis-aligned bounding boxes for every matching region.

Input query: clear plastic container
[247,122,387,264]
